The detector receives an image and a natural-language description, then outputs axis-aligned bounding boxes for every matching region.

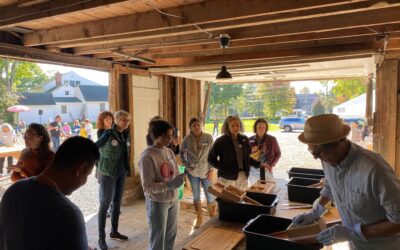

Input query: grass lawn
[204,119,279,135]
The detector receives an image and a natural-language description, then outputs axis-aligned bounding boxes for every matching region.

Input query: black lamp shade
[216,66,232,79]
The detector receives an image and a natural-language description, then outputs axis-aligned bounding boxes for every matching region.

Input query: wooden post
[374,59,398,169]
[365,74,373,125]
[202,82,212,125]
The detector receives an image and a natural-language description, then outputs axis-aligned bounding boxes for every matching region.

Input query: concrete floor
[85,198,209,250]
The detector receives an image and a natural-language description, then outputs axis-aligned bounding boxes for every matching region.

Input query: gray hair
[221,115,243,136]
[114,110,131,123]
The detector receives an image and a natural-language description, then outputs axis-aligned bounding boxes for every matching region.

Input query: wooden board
[247,180,276,194]
[183,226,244,250]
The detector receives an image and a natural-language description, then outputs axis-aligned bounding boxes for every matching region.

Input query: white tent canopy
[333,91,375,117]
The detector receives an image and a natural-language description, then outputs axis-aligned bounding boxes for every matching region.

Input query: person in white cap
[292,114,400,249]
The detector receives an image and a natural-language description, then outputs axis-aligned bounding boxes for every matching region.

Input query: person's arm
[365,162,400,239]
[208,138,222,169]
[95,130,111,148]
[179,136,189,167]
[270,137,281,167]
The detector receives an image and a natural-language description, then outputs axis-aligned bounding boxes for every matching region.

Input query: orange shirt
[11,149,54,182]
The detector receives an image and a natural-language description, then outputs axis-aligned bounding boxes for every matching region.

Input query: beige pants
[218,172,249,191]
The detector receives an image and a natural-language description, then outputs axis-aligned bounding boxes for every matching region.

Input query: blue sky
[39,63,109,86]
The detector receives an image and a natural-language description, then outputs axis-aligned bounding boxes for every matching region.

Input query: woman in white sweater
[139,119,184,250]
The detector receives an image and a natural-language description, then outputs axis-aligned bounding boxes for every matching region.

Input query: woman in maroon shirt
[10,123,54,182]
[249,118,281,184]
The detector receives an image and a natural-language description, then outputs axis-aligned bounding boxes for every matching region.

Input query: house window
[65,90,69,96]
[100,103,106,112]
[75,81,80,87]
[61,105,67,114]
[63,80,69,84]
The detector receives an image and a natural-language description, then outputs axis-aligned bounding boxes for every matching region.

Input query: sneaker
[110,232,128,241]
[98,238,108,250]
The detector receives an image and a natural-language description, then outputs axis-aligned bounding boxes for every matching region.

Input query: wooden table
[0,145,24,159]
[175,178,345,250]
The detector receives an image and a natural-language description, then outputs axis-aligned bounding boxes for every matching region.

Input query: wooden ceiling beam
[150,55,371,74]
[73,24,400,56]
[0,42,114,70]
[23,0,399,46]
[0,0,135,30]
[141,42,378,67]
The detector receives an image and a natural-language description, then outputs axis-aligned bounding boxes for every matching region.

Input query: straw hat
[298,114,350,145]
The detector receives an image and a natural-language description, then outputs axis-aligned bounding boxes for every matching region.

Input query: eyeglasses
[308,140,342,158]
[120,118,131,122]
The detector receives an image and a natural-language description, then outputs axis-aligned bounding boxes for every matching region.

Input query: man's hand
[316,224,366,245]
[292,203,327,227]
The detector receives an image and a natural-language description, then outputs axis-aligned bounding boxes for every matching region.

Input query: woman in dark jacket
[208,115,267,191]
[95,110,131,250]
[249,118,281,184]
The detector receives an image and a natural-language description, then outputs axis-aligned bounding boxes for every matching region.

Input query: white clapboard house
[19,71,109,124]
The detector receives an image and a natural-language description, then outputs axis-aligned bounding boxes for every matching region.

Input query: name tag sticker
[111,139,118,147]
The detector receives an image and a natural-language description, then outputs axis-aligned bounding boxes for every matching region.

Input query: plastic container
[288,167,324,180]
[217,192,278,223]
[287,177,321,204]
[243,214,321,250]
[178,166,185,200]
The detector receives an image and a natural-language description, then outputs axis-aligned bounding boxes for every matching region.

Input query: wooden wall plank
[375,59,398,168]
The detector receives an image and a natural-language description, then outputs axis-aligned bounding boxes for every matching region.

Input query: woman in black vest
[95,110,131,250]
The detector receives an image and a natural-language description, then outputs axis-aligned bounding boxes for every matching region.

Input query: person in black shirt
[0,136,100,250]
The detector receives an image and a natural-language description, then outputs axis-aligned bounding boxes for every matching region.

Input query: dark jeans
[51,136,60,151]
[98,169,127,239]
[0,157,13,174]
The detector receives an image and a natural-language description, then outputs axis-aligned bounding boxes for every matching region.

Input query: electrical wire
[142,0,214,39]
[0,0,93,23]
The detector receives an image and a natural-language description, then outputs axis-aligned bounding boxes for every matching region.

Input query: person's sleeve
[180,137,189,167]
[95,130,111,148]
[320,177,334,201]
[271,137,281,167]
[139,154,168,194]
[371,161,400,223]
[55,210,88,250]
[208,136,214,170]
[208,138,222,169]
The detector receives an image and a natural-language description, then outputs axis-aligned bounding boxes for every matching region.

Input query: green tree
[0,59,49,122]
[209,83,244,117]
[331,78,366,103]
[242,84,264,117]
[256,82,296,118]
[311,99,326,116]
[318,80,337,113]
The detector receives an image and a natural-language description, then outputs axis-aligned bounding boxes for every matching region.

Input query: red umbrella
[7,105,31,112]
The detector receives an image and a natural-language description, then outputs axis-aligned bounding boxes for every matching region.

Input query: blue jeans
[98,169,127,239]
[146,199,178,250]
[186,172,214,203]
[51,136,60,151]
[0,157,12,173]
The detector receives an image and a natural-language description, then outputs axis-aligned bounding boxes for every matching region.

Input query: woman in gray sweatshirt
[139,119,184,250]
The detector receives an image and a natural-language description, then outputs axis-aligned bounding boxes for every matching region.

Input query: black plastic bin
[243,214,321,250]
[288,167,324,180]
[287,177,322,204]
[217,192,278,223]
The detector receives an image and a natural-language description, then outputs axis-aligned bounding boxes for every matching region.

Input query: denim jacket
[180,133,213,178]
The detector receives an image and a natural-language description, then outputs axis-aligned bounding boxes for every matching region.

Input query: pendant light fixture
[216,34,232,79]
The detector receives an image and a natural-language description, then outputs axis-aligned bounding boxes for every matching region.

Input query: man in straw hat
[292,114,400,249]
